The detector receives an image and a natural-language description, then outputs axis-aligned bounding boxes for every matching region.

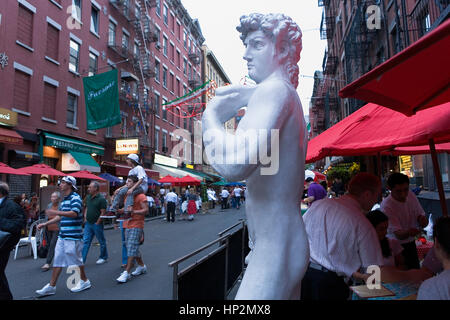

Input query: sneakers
[36,283,56,297]
[131,264,147,276]
[70,279,91,293]
[96,258,107,265]
[116,271,131,283]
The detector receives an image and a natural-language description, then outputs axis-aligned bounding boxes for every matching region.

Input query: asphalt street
[6,204,246,300]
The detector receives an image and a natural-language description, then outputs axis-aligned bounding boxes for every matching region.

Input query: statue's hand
[207,84,257,123]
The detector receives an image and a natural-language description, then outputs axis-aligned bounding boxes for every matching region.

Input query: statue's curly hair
[236,13,302,89]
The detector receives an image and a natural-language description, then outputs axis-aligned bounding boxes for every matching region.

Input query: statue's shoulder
[255,78,292,100]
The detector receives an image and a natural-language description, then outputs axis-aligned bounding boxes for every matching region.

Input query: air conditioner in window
[155,42,161,49]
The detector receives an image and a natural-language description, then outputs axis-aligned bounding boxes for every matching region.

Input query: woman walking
[41,192,61,271]
[186,188,197,221]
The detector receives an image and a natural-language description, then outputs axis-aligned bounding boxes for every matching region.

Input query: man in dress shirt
[164,189,178,223]
[301,173,384,300]
[380,173,428,269]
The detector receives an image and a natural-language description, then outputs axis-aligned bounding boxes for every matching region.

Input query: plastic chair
[14,219,45,260]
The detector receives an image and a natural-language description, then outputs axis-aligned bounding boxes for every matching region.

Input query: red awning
[339,19,450,116]
[306,102,450,163]
[0,128,23,145]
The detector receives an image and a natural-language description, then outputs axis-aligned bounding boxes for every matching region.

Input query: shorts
[53,238,84,267]
[126,228,143,257]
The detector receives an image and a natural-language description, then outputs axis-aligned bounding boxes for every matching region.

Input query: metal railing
[168,219,247,300]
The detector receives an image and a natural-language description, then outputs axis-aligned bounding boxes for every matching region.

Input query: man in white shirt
[207,188,216,209]
[234,187,243,209]
[380,173,428,269]
[164,189,178,223]
[302,173,384,300]
[220,188,229,210]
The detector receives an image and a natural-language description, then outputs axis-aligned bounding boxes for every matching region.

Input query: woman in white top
[366,210,407,269]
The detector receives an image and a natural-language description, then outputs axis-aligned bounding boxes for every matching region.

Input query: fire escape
[108,0,158,152]
[343,3,379,114]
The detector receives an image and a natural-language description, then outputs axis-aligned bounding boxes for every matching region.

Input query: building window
[155,0,161,17]
[46,24,59,61]
[67,93,77,126]
[183,58,187,75]
[170,43,175,62]
[170,73,174,92]
[419,12,431,37]
[90,5,99,35]
[155,129,160,151]
[108,21,116,46]
[154,93,160,116]
[162,67,167,88]
[122,33,129,50]
[13,70,31,112]
[176,51,181,68]
[183,112,187,129]
[176,79,181,97]
[163,4,168,25]
[43,83,57,120]
[177,22,181,40]
[162,132,167,151]
[71,0,82,22]
[162,98,168,120]
[69,40,80,73]
[163,36,168,56]
[17,5,34,48]
[89,52,98,76]
[170,14,175,33]
[183,31,187,49]
[155,60,160,82]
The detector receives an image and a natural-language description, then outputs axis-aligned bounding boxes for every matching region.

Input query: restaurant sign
[0,108,18,127]
[116,139,139,155]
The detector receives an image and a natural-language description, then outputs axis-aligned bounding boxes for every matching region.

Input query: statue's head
[236,13,302,88]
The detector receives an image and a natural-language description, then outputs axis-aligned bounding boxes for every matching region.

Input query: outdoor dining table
[352,281,420,300]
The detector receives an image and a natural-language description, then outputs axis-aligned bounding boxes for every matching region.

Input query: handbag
[37,230,49,259]
[0,230,11,250]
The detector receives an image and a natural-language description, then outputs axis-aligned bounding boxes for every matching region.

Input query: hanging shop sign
[0,108,18,127]
[116,138,139,155]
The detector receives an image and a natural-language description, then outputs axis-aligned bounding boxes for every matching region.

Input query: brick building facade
[0,0,211,197]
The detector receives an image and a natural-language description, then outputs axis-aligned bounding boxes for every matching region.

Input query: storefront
[39,131,104,175]
[0,108,41,198]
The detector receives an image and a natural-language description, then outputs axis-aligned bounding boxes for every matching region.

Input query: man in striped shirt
[36,176,92,297]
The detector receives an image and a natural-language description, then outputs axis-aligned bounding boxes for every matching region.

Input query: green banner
[83,69,121,130]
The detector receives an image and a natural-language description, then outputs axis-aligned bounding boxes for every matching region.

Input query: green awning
[179,167,216,182]
[43,132,104,155]
[69,151,100,172]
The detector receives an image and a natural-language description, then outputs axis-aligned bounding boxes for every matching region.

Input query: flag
[83,69,121,130]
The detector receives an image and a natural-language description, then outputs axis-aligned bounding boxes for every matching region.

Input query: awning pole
[429,139,448,217]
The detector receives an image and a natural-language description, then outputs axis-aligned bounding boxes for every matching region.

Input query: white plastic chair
[14,219,45,260]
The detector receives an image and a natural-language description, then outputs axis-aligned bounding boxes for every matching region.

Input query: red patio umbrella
[306,102,450,216]
[0,162,31,175]
[17,163,67,176]
[306,102,450,163]
[178,175,201,186]
[158,175,180,185]
[70,170,106,181]
[339,19,450,116]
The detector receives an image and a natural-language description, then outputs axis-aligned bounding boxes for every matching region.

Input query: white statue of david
[202,13,309,299]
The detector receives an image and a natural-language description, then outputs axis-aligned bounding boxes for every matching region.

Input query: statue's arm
[202,81,289,181]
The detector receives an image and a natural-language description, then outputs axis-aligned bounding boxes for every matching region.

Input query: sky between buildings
[181,0,327,117]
